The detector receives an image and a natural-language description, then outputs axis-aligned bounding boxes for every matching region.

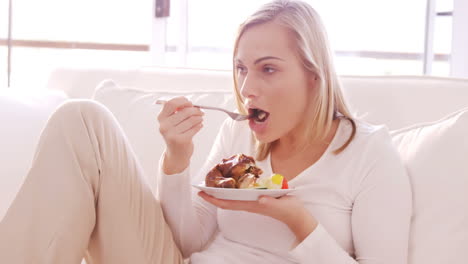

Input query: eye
[263,65,276,74]
[236,65,247,74]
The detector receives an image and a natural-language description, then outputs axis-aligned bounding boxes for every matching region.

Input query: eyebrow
[254,56,284,64]
[235,56,284,65]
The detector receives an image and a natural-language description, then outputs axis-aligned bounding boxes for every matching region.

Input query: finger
[198,191,223,207]
[158,103,201,136]
[258,195,274,205]
[158,97,192,120]
[181,122,204,138]
[198,192,258,211]
[169,107,204,127]
[198,191,211,201]
[162,123,203,147]
[198,191,221,205]
[174,115,203,134]
[258,195,299,217]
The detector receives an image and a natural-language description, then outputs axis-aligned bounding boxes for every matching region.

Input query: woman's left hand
[198,191,319,242]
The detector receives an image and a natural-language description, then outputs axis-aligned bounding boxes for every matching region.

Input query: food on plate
[205,154,289,189]
[255,173,289,189]
[205,154,262,188]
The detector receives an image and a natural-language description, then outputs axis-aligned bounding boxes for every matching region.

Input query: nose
[239,74,258,99]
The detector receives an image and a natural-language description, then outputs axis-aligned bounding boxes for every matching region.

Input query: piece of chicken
[205,154,263,188]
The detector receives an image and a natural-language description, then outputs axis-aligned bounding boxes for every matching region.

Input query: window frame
[451,0,468,78]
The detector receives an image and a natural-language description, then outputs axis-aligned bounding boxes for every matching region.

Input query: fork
[154,99,250,121]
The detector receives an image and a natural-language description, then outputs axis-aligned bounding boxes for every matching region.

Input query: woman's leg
[0,100,183,264]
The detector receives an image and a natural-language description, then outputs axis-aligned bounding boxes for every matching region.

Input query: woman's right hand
[157,97,204,175]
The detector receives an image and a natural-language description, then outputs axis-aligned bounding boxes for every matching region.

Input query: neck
[275,120,308,152]
[272,119,339,159]
[273,137,328,160]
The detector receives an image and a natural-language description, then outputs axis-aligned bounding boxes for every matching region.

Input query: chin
[252,131,278,144]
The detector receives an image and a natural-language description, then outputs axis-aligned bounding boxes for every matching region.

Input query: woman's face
[235,21,316,144]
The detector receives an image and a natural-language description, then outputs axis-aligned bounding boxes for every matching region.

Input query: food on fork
[249,108,270,123]
[205,154,288,189]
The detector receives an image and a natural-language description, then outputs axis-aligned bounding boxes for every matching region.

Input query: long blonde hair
[233,0,356,161]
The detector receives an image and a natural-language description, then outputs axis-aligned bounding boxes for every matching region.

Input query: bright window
[0,0,153,88]
[0,0,8,87]
[163,0,453,76]
[0,0,458,88]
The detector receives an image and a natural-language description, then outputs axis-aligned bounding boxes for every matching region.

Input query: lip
[245,103,263,111]
[245,103,270,133]
[249,116,269,134]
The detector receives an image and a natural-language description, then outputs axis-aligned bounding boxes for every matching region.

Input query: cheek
[273,84,309,115]
[270,86,309,129]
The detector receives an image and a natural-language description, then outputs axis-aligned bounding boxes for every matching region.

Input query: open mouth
[248,108,270,123]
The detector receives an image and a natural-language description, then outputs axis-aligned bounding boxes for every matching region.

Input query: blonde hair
[233,0,356,161]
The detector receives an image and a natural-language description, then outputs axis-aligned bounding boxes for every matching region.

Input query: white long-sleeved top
[157,117,412,264]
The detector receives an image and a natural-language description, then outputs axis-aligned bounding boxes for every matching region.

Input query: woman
[0,0,411,263]
[159,1,411,263]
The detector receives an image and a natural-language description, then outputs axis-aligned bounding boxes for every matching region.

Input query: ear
[308,73,319,88]
[312,72,319,81]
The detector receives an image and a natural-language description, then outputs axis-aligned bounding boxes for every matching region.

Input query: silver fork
[154,99,250,121]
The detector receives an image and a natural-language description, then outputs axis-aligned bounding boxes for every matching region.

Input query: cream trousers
[0,100,183,264]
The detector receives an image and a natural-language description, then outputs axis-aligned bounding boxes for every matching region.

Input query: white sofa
[1,66,467,263]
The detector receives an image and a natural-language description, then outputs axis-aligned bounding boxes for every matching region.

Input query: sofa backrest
[47,67,468,130]
[340,75,468,129]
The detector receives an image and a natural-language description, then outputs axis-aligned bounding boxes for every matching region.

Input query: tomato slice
[281,178,289,189]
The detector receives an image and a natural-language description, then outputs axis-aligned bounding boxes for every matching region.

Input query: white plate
[192,182,295,201]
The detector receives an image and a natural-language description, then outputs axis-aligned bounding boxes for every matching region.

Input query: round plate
[192,182,295,201]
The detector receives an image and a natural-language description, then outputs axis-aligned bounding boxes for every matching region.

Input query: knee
[51,99,111,123]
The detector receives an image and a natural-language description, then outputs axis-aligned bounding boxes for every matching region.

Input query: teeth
[257,111,266,121]
[249,108,269,123]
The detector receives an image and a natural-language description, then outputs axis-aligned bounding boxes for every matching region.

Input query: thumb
[258,195,277,205]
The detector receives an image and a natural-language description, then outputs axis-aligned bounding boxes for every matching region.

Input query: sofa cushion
[391,108,468,264]
[340,76,468,130]
[92,80,235,190]
[0,89,68,220]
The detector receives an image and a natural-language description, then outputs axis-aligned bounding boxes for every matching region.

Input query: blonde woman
[0,0,411,263]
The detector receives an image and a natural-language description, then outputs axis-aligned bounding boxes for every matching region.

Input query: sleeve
[156,118,234,258]
[290,132,412,263]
